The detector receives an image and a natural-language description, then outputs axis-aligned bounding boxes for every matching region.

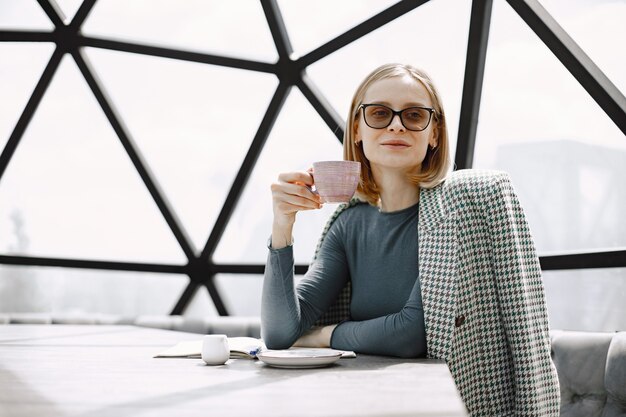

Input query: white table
[0,325,467,416]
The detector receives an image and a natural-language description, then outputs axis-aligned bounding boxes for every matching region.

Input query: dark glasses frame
[357,103,435,132]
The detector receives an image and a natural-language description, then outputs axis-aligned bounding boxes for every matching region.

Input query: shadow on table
[74,372,284,417]
[0,367,65,417]
[246,355,445,373]
[75,355,446,417]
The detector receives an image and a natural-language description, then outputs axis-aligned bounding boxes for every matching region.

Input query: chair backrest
[550,330,626,417]
[0,313,261,338]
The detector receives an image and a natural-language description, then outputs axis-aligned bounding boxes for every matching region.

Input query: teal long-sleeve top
[261,201,427,358]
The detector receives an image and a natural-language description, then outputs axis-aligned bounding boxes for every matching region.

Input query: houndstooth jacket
[312,169,560,417]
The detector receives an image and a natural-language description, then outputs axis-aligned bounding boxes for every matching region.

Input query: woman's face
[356,75,438,176]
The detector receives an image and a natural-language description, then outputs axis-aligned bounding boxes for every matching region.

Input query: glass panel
[474,0,626,253]
[0,0,55,30]
[307,0,471,158]
[55,0,83,24]
[544,268,626,332]
[0,265,188,315]
[214,274,263,316]
[277,0,397,57]
[82,0,277,62]
[213,274,314,317]
[538,0,625,93]
[183,285,219,318]
[85,47,278,252]
[0,43,55,150]
[214,88,343,264]
[0,54,186,263]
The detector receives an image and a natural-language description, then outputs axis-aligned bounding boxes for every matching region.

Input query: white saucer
[257,349,342,369]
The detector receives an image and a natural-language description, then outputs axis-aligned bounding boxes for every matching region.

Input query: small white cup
[201,334,229,365]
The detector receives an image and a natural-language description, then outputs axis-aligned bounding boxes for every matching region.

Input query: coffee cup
[201,334,229,365]
[312,161,361,203]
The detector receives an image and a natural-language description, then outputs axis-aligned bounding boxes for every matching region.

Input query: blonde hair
[343,63,451,205]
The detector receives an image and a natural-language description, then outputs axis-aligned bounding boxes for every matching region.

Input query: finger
[275,198,320,213]
[275,191,321,210]
[271,181,319,203]
[279,182,320,203]
[278,171,314,186]
[306,167,316,188]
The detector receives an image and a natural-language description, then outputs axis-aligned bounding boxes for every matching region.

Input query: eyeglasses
[358,104,435,132]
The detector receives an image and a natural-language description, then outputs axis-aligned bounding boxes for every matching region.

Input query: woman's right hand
[270,171,322,248]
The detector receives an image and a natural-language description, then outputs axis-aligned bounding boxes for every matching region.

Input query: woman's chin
[370,161,423,175]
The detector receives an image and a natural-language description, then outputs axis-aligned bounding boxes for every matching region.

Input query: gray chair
[134,315,261,338]
[551,330,626,417]
[1,312,261,338]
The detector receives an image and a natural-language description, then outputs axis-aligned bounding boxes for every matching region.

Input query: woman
[262,63,560,416]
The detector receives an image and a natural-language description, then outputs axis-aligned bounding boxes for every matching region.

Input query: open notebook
[154,337,356,359]
[154,337,263,359]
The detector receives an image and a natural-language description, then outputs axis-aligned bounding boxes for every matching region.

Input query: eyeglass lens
[363,105,431,131]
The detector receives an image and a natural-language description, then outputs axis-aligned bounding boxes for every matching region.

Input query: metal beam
[260,0,293,60]
[200,82,290,260]
[212,263,309,275]
[0,255,185,274]
[179,259,229,316]
[80,36,276,74]
[69,0,97,31]
[0,48,63,183]
[540,249,626,271]
[506,0,626,136]
[0,256,312,277]
[5,252,626,276]
[0,31,54,42]
[170,282,200,315]
[36,0,65,27]
[299,0,429,68]
[71,49,197,261]
[260,0,302,86]
[455,0,493,170]
[204,278,228,316]
[297,73,345,143]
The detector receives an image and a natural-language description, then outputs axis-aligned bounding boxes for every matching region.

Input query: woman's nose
[387,114,405,131]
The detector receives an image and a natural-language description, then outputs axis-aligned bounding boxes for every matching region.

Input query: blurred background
[1,0,624,331]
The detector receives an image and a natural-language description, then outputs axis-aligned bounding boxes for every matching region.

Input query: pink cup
[312,161,361,203]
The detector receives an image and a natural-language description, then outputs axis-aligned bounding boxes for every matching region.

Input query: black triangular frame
[1,0,625,316]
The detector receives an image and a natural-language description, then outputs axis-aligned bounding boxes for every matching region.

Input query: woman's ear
[429,123,439,148]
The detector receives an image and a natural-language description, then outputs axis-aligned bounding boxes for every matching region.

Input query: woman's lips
[381,141,410,149]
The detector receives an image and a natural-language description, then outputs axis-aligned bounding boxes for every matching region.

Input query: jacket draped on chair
[313,169,560,416]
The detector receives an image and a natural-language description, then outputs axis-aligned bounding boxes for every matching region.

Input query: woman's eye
[371,108,390,117]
